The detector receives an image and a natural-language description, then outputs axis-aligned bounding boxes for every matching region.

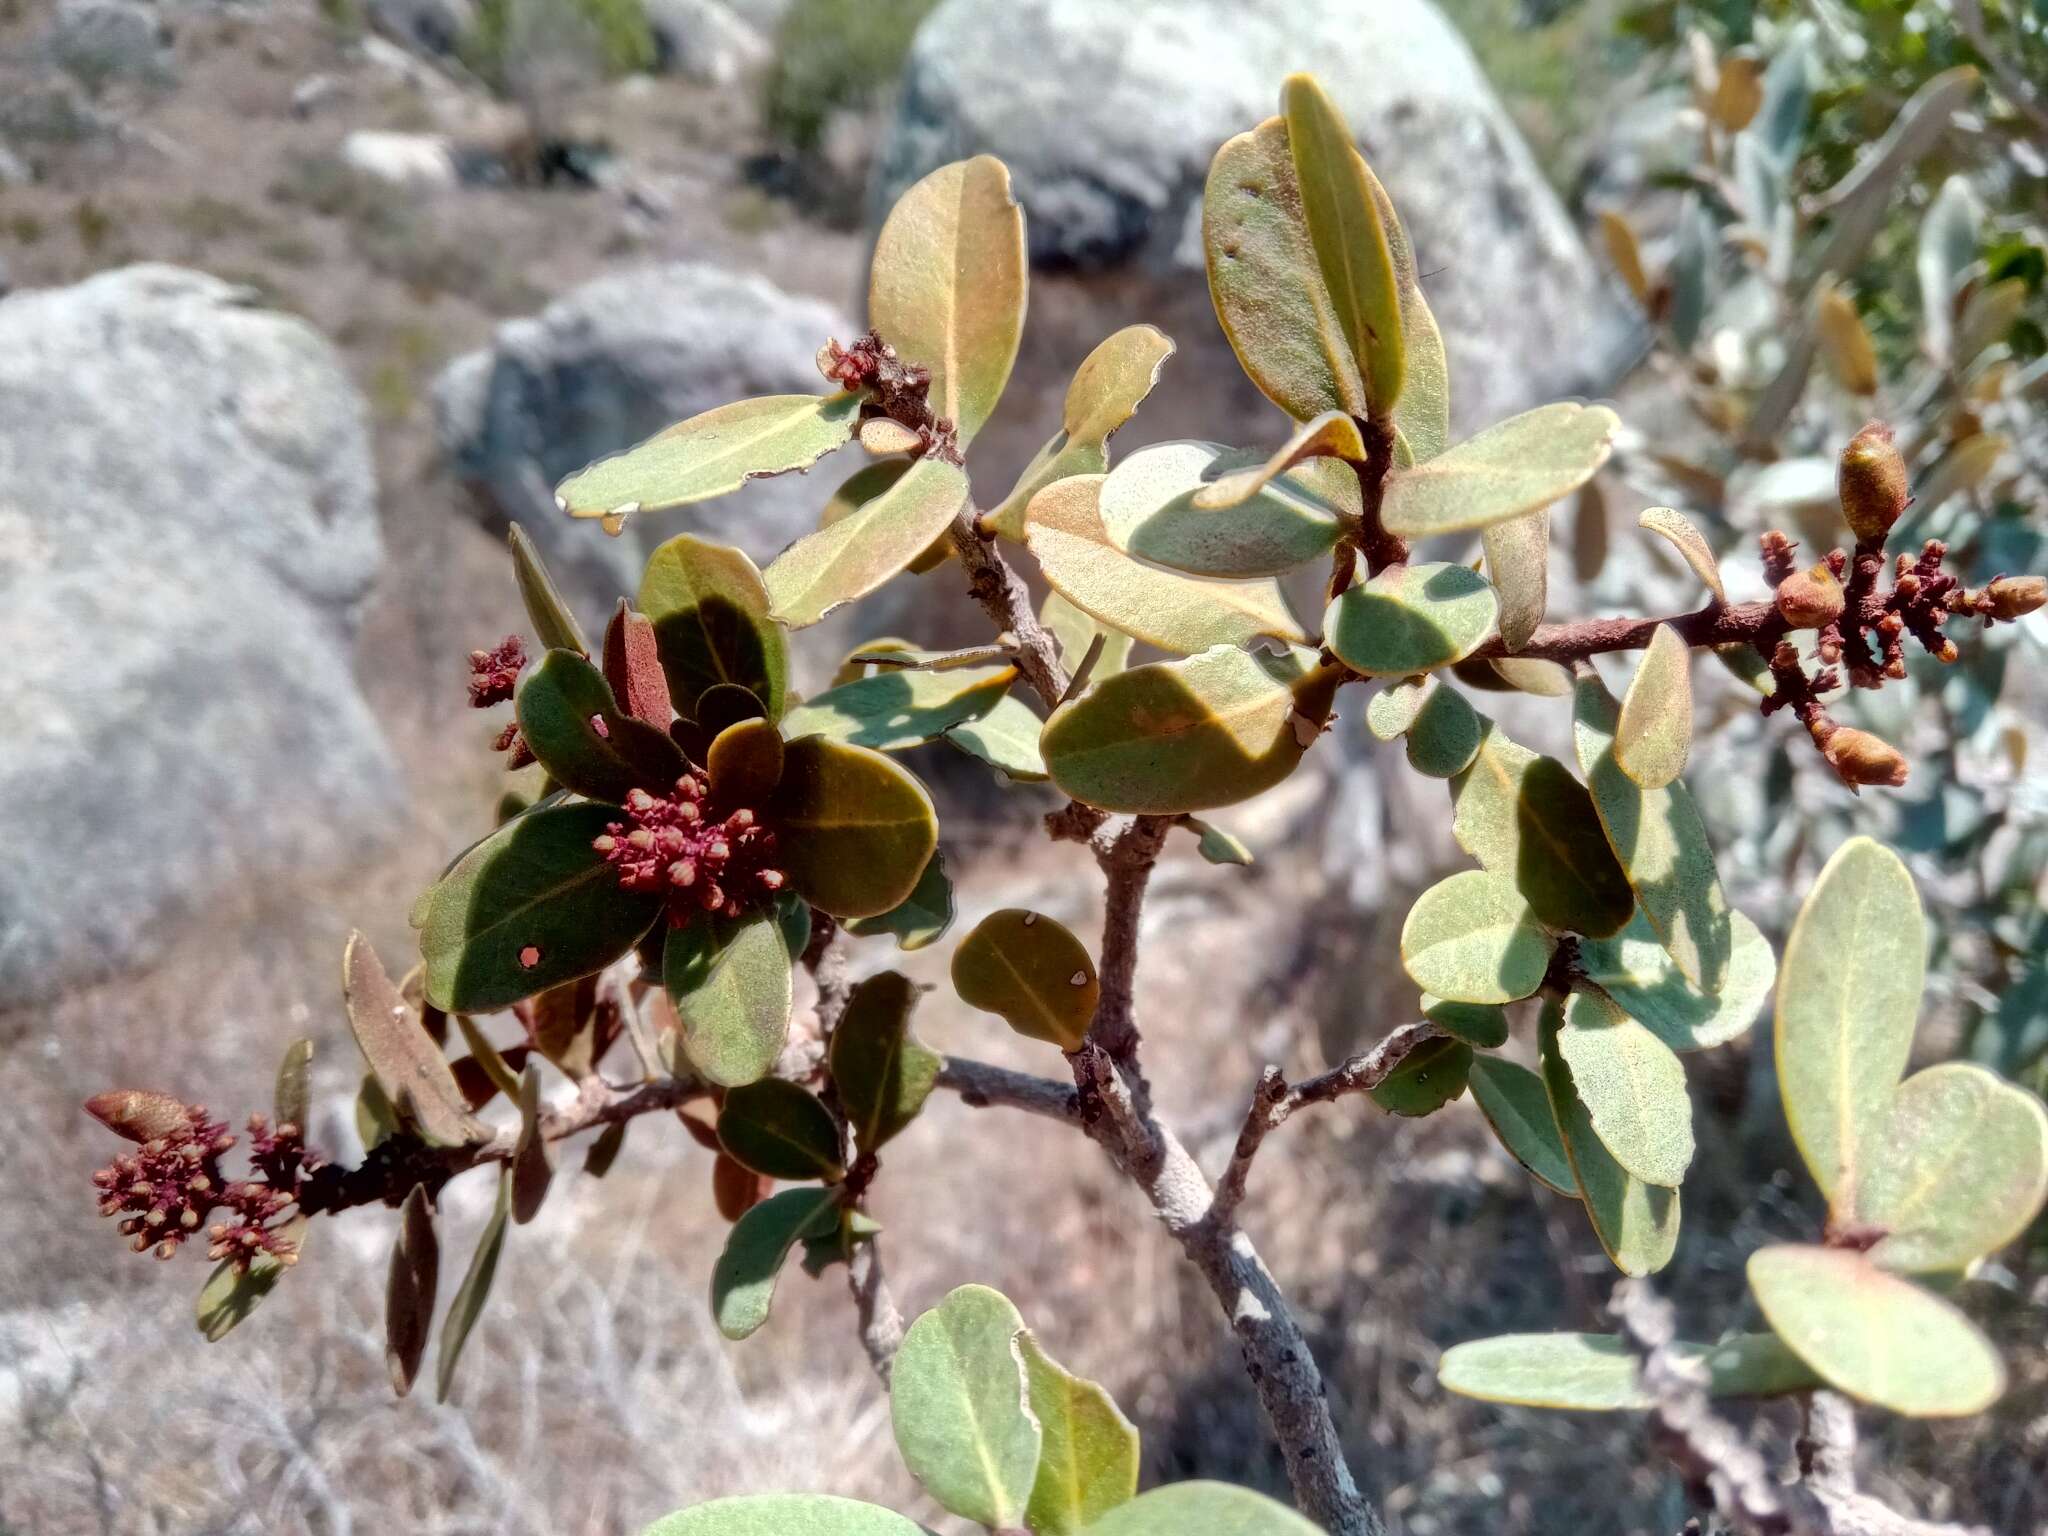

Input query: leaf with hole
[1556,988,1693,1188]
[1400,870,1554,1005]
[1747,1244,2001,1417]
[1325,562,1499,676]
[1027,476,1306,654]
[1439,1330,1815,1410]
[1282,74,1404,412]
[710,1186,839,1341]
[385,1185,438,1396]
[1370,1035,1472,1117]
[829,971,940,1155]
[1098,440,1355,579]
[780,664,1015,752]
[770,738,938,919]
[1854,1062,2048,1274]
[1775,836,1924,1204]
[1579,908,1774,1052]
[516,649,686,803]
[845,848,954,951]
[1449,722,1634,939]
[1541,1004,1680,1276]
[890,1284,1042,1529]
[766,456,971,629]
[1468,1056,1577,1195]
[417,804,662,1015]
[1381,403,1618,540]
[344,930,487,1148]
[984,325,1175,541]
[638,534,788,720]
[435,1171,509,1401]
[1020,1331,1139,1535]
[1571,671,1731,988]
[869,157,1026,446]
[666,903,798,1088]
[555,393,861,522]
[717,1079,845,1182]
[952,909,1099,1051]
[1042,643,1339,814]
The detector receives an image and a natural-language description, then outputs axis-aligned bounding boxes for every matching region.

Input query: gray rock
[872,0,1639,445]
[0,266,399,1004]
[341,128,460,188]
[47,0,174,90]
[0,75,118,144]
[645,0,771,85]
[433,262,857,621]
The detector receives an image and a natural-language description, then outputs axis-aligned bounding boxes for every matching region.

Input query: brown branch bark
[1474,597,1788,664]
[845,1236,906,1387]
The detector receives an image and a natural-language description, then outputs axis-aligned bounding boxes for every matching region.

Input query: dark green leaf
[436,1170,511,1402]
[638,534,788,720]
[951,909,1100,1051]
[516,649,686,803]
[509,523,589,656]
[845,847,955,951]
[717,1079,846,1182]
[829,972,941,1154]
[1369,1035,1473,1116]
[771,738,939,920]
[710,1187,838,1341]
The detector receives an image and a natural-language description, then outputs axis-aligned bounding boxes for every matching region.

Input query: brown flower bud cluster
[594,774,785,921]
[817,330,961,463]
[86,1097,319,1269]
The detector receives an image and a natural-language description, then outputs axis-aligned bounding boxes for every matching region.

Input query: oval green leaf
[1579,908,1775,1052]
[1481,508,1549,653]
[641,1495,925,1536]
[1440,1330,1816,1410]
[1381,403,1619,540]
[1468,1056,1577,1195]
[1025,475,1305,654]
[766,456,971,629]
[1098,439,1354,579]
[828,971,940,1155]
[946,694,1049,781]
[1404,678,1483,778]
[638,534,788,720]
[891,1284,1043,1529]
[1557,988,1694,1188]
[1775,836,1925,1204]
[711,1186,839,1341]
[1571,670,1732,986]
[869,156,1026,445]
[418,804,662,1015]
[1614,625,1693,791]
[1020,1332,1140,1535]
[706,717,787,804]
[1325,561,1500,677]
[1747,1244,2002,1417]
[1366,674,1433,741]
[1400,870,1554,1005]
[844,847,954,951]
[718,1079,846,1182]
[1083,1481,1322,1536]
[769,738,937,920]
[1192,410,1367,510]
[1541,1004,1680,1276]
[1420,995,1509,1049]
[1042,643,1340,814]
[555,393,860,521]
[780,664,1015,752]
[1857,1062,2048,1274]
[516,649,687,803]
[952,908,1100,1051]
[1369,1035,1473,1117]
[666,904,798,1088]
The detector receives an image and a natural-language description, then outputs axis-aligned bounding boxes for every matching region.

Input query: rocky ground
[1,2,2040,1533]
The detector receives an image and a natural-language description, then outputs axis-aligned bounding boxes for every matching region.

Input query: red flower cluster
[593,774,785,922]
[87,1097,318,1271]
[467,635,529,708]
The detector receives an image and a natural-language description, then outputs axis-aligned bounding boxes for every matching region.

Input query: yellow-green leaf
[1468,1056,1577,1195]
[1482,509,1549,653]
[869,156,1026,445]
[641,1496,923,1536]
[952,908,1099,1051]
[1747,1244,2002,1417]
[1025,475,1306,654]
[945,694,1049,781]
[1450,721,1635,938]
[1099,439,1355,579]
[1366,674,1435,740]
[770,738,938,919]
[1020,1332,1139,1535]
[891,1285,1042,1528]
[1816,281,1879,395]
[820,458,950,575]
[1775,836,1924,1204]
[1440,1331,1816,1411]
[509,523,589,655]
[1542,1004,1681,1276]
[666,905,798,1088]
[1042,643,1340,814]
[1325,561,1499,676]
[1856,1063,2048,1274]
[1400,870,1555,1005]
[1637,506,1725,603]
[1580,908,1775,1052]
[1281,74,1404,414]
[555,393,861,521]
[1041,590,1134,680]
[1381,403,1619,540]
[781,663,1015,752]
[711,1187,838,1341]
[1082,1482,1321,1536]
[765,456,970,629]
[1363,158,1450,461]
[1614,624,1693,790]
[984,325,1175,541]
[1192,410,1366,510]
[638,534,788,720]
[1557,988,1694,1188]
[1571,670,1731,988]
[1203,116,1367,421]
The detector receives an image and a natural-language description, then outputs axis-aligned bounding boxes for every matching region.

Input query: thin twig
[845,1236,906,1387]
[936,1056,1082,1122]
